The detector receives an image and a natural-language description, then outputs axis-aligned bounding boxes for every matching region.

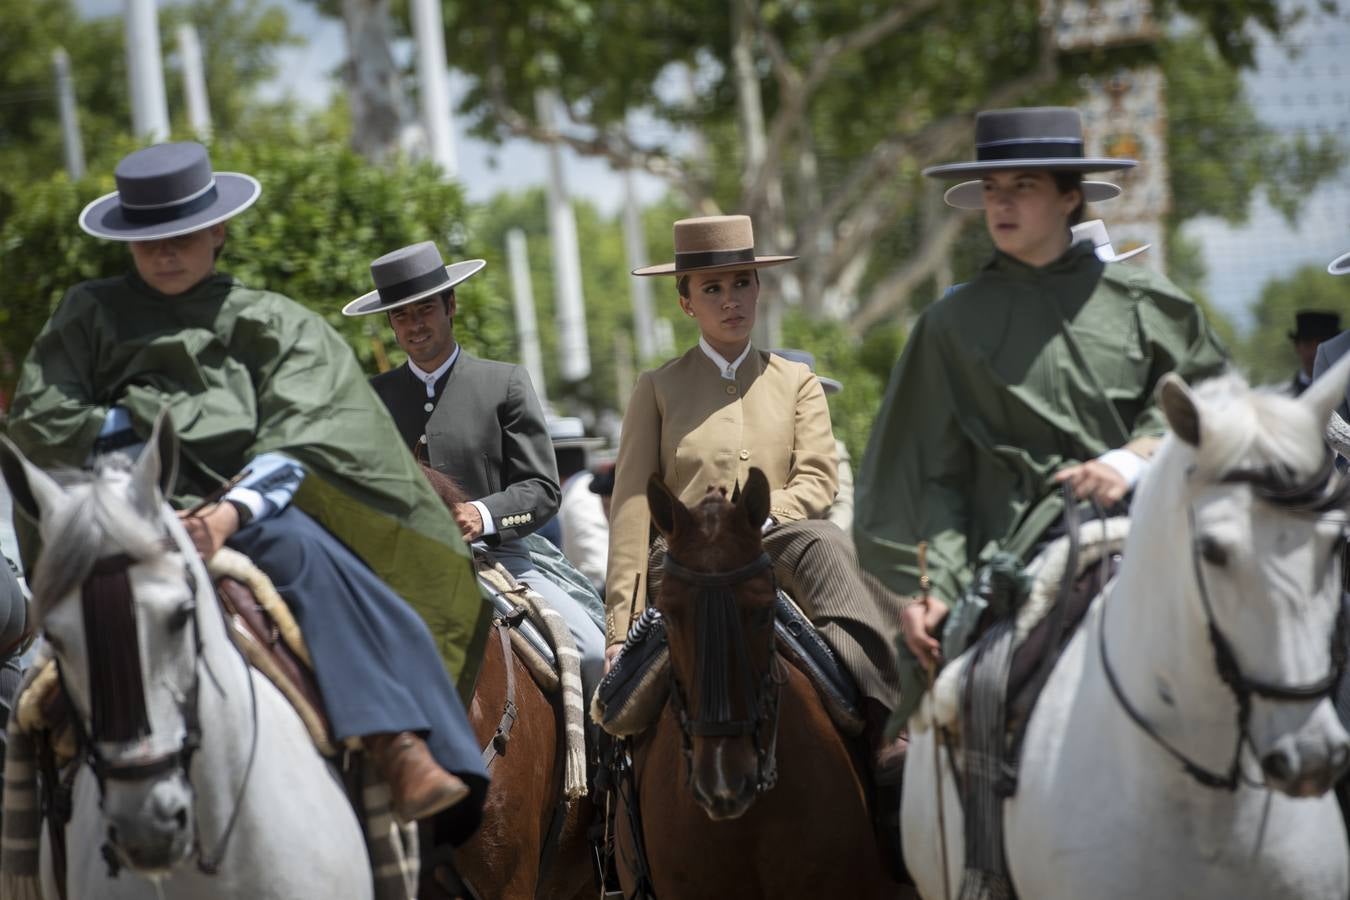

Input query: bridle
[58,536,258,878]
[661,551,786,795]
[1100,451,1350,791]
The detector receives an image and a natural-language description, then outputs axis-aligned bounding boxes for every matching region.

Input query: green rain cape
[854,242,1227,717]
[6,271,491,696]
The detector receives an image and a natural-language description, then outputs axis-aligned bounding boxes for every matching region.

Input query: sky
[79,0,670,214]
[1178,4,1350,327]
[77,0,1350,328]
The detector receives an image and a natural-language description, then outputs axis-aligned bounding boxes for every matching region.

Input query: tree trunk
[339,0,405,164]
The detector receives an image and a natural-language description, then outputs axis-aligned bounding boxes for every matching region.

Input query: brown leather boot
[368,732,470,824]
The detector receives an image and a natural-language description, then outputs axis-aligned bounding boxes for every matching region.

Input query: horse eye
[1199,536,1228,567]
[168,603,195,632]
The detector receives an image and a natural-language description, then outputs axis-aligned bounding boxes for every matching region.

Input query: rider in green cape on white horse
[853,107,1229,724]
[6,141,492,833]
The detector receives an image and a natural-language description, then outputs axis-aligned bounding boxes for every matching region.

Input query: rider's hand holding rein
[1053,459,1129,507]
[452,502,485,542]
[178,502,240,561]
[900,595,947,669]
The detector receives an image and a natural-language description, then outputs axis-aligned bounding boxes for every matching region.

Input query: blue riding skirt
[226,507,488,841]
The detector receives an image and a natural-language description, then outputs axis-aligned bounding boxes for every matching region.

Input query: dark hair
[676,269,760,299]
[1052,171,1086,226]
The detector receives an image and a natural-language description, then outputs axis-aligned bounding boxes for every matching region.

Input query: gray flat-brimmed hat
[1330,250,1350,276]
[548,416,607,450]
[943,179,1121,210]
[632,215,795,277]
[343,241,486,316]
[1070,219,1150,263]
[78,142,261,241]
[771,348,841,395]
[923,107,1137,179]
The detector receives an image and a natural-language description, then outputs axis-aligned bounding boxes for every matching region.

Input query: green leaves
[1237,264,1350,386]
[0,134,489,406]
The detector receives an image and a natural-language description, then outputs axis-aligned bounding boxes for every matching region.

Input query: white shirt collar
[408,344,461,398]
[698,337,752,382]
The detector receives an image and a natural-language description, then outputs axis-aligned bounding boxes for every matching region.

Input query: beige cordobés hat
[632,215,796,277]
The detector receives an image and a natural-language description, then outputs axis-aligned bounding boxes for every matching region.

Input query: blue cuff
[224,453,306,524]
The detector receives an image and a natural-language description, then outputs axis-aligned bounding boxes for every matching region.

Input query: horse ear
[132,408,180,511]
[0,437,65,525]
[1301,349,1350,429]
[647,474,691,540]
[1157,373,1201,447]
[741,468,771,531]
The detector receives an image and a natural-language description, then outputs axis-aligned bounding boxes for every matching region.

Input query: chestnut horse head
[647,468,783,821]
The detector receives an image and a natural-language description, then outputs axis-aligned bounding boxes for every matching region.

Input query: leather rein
[661,551,785,795]
[53,538,258,886]
[1100,452,1350,791]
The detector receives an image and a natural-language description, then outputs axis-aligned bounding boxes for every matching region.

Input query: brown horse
[615,469,884,898]
[419,465,593,900]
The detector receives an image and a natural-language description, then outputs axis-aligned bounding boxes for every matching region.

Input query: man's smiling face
[388,292,457,371]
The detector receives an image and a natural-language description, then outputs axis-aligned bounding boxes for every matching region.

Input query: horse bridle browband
[661,551,785,794]
[1100,453,1350,791]
[58,537,258,879]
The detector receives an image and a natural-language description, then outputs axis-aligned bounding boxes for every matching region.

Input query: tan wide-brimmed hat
[632,215,796,277]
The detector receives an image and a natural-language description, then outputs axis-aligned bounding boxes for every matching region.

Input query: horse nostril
[1262,751,1295,783]
[1332,745,1350,772]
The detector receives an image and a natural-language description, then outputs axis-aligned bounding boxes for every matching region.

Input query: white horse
[0,413,373,899]
[904,357,1350,900]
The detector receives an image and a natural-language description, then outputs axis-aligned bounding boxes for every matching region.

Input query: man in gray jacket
[346,242,605,698]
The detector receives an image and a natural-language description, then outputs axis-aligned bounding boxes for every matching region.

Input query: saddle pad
[773,592,864,736]
[591,596,865,738]
[476,557,561,694]
[925,517,1131,735]
[591,607,670,737]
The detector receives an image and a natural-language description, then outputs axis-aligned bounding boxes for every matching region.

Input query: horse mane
[420,463,471,509]
[1185,374,1327,482]
[29,455,164,623]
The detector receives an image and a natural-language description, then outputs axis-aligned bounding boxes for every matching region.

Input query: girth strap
[482,606,525,768]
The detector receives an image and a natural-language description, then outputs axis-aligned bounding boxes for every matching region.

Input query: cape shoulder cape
[6,272,490,693]
[854,243,1228,603]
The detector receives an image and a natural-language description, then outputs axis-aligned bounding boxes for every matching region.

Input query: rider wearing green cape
[6,141,491,832]
[854,108,1228,723]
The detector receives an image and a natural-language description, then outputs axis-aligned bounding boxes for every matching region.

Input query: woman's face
[981,170,1079,266]
[680,268,759,353]
[129,224,225,295]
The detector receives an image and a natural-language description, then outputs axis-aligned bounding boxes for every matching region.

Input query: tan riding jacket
[604,346,838,643]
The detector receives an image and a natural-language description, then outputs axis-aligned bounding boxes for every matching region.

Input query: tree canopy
[1238,263,1350,387]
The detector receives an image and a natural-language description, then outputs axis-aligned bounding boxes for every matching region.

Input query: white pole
[52,48,85,180]
[124,0,169,142]
[622,167,657,363]
[535,88,591,383]
[507,228,548,404]
[177,24,212,139]
[409,0,457,178]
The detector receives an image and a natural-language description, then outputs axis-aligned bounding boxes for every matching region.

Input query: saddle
[210,548,335,755]
[591,591,864,738]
